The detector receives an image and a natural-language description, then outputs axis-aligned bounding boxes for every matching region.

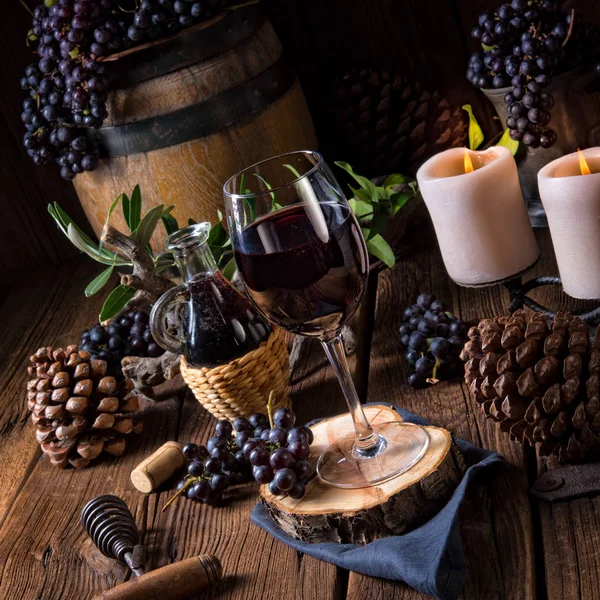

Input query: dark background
[2,0,599,280]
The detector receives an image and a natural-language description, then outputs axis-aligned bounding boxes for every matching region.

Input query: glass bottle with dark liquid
[150,223,271,368]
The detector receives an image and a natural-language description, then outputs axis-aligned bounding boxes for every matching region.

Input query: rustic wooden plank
[0,258,111,526]
[346,228,536,599]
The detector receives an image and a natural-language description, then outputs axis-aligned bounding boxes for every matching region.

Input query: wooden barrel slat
[73,7,317,246]
[91,55,294,157]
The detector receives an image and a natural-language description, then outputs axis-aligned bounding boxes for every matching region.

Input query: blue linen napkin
[250,403,506,600]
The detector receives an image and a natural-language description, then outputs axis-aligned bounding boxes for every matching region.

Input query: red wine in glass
[234,203,367,339]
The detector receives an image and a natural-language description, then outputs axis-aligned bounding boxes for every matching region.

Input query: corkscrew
[81,494,222,600]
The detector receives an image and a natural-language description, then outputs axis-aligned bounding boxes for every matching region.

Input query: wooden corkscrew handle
[93,554,222,600]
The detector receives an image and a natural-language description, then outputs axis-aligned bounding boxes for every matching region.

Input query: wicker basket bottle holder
[180,327,291,420]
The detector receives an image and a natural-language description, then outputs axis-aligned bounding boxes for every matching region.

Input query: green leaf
[348,198,373,219]
[481,43,494,51]
[462,104,484,150]
[98,193,122,253]
[129,185,142,232]
[389,191,412,216]
[135,204,173,248]
[283,164,301,178]
[221,256,237,281]
[217,209,224,222]
[253,173,277,208]
[67,224,130,266]
[207,221,228,248]
[244,197,257,222]
[350,185,375,205]
[383,174,406,189]
[161,213,180,235]
[369,202,390,240]
[239,173,247,195]
[121,193,130,229]
[188,218,197,226]
[497,128,520,156]
[366,234,396,268]
[335,161,378,195]
[85,266,114,297]
[99,285,136,322]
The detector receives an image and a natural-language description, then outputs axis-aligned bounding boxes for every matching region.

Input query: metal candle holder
[503,276,600,324]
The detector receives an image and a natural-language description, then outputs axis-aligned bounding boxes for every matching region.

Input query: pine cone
[26,345,142,469]
[330,68,467,176]
[463,311,600,463]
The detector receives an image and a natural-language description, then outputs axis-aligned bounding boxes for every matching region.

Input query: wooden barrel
[73,6,317,244]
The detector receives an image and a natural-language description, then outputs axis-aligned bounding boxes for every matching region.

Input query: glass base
[316,421,430,489]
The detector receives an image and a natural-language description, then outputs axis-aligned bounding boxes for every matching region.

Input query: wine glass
[223,150,429,488]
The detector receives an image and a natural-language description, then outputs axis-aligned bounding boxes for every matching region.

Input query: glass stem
[321,334,384,457]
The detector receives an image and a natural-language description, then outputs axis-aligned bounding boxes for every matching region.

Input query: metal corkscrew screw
[81,494,147,577]
[81,494,223,600]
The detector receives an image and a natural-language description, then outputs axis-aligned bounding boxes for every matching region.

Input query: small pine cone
[463,311,600,463]
[25,345,142,469]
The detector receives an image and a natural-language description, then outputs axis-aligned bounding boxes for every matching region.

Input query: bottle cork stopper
[131,441,186,494]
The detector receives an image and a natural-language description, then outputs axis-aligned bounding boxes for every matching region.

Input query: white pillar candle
[416,146,539,286]
[538,148,600,300]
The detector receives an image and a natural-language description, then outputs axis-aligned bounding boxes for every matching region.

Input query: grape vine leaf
[99,284,136,322]
[221,257,237,281]
[462,104,484,150]
[497,128,520,156]
[85,266,114,297]
[366,234,396,268]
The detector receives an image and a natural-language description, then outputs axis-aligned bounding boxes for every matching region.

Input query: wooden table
[1,228,599,600]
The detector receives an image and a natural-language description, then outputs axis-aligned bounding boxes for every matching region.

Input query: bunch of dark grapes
[21,0,230,180]
[80,310,164,375]
[399,293,468,389]
[466,1,600,148]
[173,407,314,508]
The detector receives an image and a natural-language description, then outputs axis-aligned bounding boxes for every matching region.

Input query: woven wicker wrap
[180,327,290,420]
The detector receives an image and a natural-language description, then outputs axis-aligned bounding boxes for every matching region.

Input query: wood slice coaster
[260,405,466,544]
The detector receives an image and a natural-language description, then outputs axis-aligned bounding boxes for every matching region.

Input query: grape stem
[161,476,194,512]
[267,390,275,429]
[562,9,575,48]
[17,0,33,16]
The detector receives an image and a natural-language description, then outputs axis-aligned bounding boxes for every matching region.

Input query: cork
[131,441,186,494]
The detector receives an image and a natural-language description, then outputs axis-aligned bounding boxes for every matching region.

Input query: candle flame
[577,148,591,175]
[464,150,474,174]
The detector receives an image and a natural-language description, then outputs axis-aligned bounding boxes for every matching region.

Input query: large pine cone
[330,68,467,176]
[462,311,600,463]
[26,345,142,468]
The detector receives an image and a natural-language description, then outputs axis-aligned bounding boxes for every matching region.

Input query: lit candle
[537,148,600,299]
[416,146,540,286]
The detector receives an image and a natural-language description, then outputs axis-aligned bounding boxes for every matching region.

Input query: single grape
[408,373,428,389]
[192,480,211,499]
[242,439,264,459]
[268,427,288,446]
[236,430,251,448]
[176,479,186,492]
[268,481,283,495]
[288,440,310,461]
[270,447,294,469]
[405,349,419,367]
[249,413,269,429]
[182,443,199,460]
[210,446,230,462]
[430,337,451,359]
[287,481,306,499]
[408,331,427,352]
[210,473,230,491]
[292,460,311,480]
[188,460,204,477]
[249,447,270,467]
[215,420,233,438]
[287,428,308,445]
[235,450,250,468]
[273,407,295,429]
[253,464,274,484]
[273,468,297,492]
[204,457,221,474]
[206,436,227,453]
[415,357,435,377]
[233,417,252,432]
